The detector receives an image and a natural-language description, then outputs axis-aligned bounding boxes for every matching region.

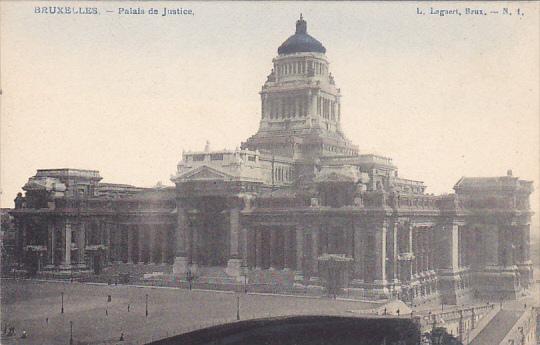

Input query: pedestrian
[383,307,387,315]
[119,332,124,341]
[127,304,130,312]
[21,330,27,339]
[45,317,48,325]
[106,308,108,316]
[397,309,400,316]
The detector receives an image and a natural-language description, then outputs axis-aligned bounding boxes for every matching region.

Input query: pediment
[179,166,232,181]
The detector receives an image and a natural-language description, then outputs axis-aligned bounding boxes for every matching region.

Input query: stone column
[226,207,242,277]
[229,208,240,258]
[247,228,256,268]
[353,222,364,282]
[373,223,387,286]
[412,227,418,276]
[428,229,434,271]
[420,229,427,273]
[117,225,123,262]
[269,228,277,270]
[295,226,304,280]
[148,226,156,264]
[283,229,291,270]
[173,206,189,275]
[502,226,515,267]
[189,211,199,266]
[439,223,460,270]
[127,226,134,263]
[388,221,398,282]
[241,227,248,265]
[104,222,111,264]
[437,222,461,304]
[517,224,533,287]
[346,224,354,258]
[21,221,28,265]
[78,223,86,266]
[310,227,319,278]
[138,226,144,264]
[255,228,263,269]
[63,221,72,268]
[160,226,167,264]
[521,224,530,262]
[49,225,55,266]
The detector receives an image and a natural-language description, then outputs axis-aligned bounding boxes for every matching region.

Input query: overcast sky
[1,1,539,226]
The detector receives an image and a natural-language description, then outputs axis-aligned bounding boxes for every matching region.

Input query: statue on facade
[329,73,335,85]
[14,192,25,209]
[353,182,365,206]
[266,69,276,82]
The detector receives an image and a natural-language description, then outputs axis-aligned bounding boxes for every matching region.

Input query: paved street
[0,279,374,345]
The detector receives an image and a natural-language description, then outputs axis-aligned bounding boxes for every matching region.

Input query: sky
[1,1,539,228]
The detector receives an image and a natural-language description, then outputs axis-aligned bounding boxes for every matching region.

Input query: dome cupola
[277,15,326,55]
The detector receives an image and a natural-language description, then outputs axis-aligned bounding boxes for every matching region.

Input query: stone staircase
[196,266,239,285]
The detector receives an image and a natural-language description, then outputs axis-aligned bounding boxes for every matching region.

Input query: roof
[35,169,101,180]
[469,310,522,345]
[277,16,326,55]
[454,175,521,191]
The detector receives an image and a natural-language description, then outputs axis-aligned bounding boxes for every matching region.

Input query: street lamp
[145,294,148,317]
[236,295,240,321]
[186,264,194,290]
[69,321,73,345]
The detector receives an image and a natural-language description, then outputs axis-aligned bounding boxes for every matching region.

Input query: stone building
[9,16,534,304]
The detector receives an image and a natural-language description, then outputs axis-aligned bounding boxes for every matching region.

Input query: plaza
[0,278,376,345]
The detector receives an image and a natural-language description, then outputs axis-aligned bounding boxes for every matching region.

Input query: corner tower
[242,15,358,161]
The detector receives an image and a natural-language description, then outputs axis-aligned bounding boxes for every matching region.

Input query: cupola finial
[296,14,307,34]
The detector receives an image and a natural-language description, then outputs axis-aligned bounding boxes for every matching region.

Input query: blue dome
[278,16,326,55]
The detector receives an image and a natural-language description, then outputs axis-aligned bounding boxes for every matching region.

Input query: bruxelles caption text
[33,6,195,16]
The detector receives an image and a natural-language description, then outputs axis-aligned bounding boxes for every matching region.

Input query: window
[210,154,224,161]
[248,156,256,162]
[193,154,205,161]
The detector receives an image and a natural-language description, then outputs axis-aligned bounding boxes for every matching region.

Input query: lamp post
[236,296,240,321]
[61,292,64,314]
[69,321,73,345]
[145,294,148,317]
[186,265,194,291]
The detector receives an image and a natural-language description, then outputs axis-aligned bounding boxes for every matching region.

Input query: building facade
[9,17,534,304]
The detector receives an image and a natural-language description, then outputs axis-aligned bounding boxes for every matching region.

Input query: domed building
[9,17,534,305]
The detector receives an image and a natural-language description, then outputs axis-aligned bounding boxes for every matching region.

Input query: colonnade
[248,226,299,271]
[112,223,172,265]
